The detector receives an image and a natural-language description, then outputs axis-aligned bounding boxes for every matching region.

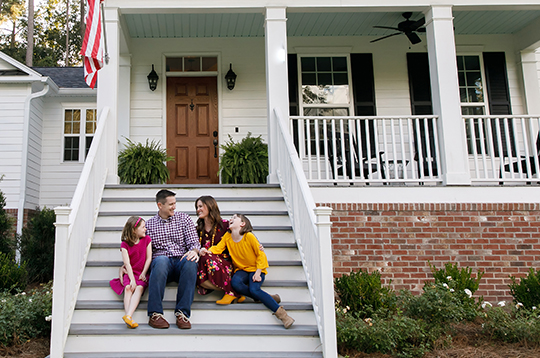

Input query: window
[165,56,218,72]
[458,55,486,116]
[299,56,353,154]
[63,107,97,162]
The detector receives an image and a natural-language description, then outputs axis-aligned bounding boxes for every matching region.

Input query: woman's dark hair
[235,214,253,235]
[195,196,224,237]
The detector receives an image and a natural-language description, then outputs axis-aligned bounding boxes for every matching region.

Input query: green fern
[118,139,173,184]
[219,133,269,184]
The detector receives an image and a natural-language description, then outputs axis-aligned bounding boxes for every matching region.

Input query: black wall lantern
[147,64,159,91]
[225,63,237,90]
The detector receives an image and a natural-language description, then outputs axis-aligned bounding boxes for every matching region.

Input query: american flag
[81,0,104,89]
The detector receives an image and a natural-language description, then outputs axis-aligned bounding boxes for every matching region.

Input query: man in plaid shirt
[146,189,200,329]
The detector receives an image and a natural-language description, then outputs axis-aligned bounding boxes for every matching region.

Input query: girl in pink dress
[109,216,152,328]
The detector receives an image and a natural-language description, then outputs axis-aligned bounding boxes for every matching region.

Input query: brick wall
[5,208,36,229]
[320,202,540,303]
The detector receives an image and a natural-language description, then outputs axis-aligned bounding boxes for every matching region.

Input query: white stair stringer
[64,184,323,358]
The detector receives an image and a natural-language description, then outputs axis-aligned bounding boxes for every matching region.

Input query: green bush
[219,133,268,184]
[19,207,56,284]
[509,268,540,310]
[334,269,397,319]
[430,262,484,303]
[336,310,440,358]
[0,252,27,293]
[0,180,16,256]
[401,283,479,324]
[482,304,540,345]
[0,282,52,347]
[118,139,173,184]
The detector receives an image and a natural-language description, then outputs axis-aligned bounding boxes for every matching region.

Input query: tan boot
[274,306,295,329]
[271,294,281,304]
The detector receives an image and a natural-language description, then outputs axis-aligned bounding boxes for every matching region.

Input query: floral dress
[196,220,237,296]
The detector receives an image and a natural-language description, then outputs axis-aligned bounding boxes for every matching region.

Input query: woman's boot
[274,306,295,329]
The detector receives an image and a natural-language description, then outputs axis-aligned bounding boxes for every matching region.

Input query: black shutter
[350,54,377,158]
[288,54,299,116]
[407,53,437,176]
[483,52,514,156]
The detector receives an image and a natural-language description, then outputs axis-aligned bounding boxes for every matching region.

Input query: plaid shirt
[146,211,200,259]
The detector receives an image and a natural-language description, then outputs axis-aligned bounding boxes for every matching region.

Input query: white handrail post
[50,206,72,358]
[315,206,337,358]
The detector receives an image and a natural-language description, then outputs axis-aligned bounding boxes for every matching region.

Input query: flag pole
[100,1,110,64]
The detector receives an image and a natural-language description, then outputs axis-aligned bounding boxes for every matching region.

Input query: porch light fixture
[147,64,159,91]
[225,63,237,90]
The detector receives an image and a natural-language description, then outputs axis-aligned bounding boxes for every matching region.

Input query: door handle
[213,139,218,158]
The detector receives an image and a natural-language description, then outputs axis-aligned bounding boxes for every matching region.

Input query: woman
[195,195,245,304]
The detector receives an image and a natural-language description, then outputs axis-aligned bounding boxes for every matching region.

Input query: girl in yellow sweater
[200,214,294,328]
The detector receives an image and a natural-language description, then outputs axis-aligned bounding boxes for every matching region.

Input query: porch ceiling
[123,10,540,38]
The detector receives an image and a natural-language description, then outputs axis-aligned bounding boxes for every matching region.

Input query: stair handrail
[51,107,111,358]
[274,107,337,358]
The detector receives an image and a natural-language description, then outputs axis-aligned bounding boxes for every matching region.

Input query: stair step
[86,260,302,267]
[76,301,314,311]
[69,323,319,336]
[91,242,297,249]
[81,280,307,288]
[94,225,293,231]
[65,351,323,358]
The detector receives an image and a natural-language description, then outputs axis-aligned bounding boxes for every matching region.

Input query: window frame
[457,53,490,116]
[61,104,97,163]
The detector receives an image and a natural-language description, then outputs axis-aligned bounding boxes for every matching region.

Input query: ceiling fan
[370,12,426,45]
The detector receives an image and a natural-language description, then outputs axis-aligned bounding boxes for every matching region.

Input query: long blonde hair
[121,216,144,246]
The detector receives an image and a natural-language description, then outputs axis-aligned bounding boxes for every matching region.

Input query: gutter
[16,77,52,260]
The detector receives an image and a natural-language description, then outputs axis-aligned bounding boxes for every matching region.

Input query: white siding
[0,83,30,209]
[39,97,97,208]
[26,97,45,209]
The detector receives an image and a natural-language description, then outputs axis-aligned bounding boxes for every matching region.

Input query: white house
[2,0,540,357]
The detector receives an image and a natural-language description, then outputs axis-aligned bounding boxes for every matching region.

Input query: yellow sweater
[209,232,268,274]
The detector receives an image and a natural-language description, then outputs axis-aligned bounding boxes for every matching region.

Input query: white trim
[60,105,98,164]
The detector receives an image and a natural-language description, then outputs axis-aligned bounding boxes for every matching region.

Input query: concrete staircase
[64,184,323,358]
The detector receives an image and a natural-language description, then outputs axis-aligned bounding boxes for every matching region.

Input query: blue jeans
[147,255,197,317]
[231,270,279,312]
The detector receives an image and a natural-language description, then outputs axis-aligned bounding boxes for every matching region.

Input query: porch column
[265,7,289,184]
[425,6,471,185]
[97,7,120,184]
[519,49,540,114]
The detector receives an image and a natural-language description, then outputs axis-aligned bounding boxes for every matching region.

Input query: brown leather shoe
[175,311,192,329]
[149,313,169,329]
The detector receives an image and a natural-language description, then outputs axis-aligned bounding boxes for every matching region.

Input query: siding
[39,97,97,208]
[26,97,45,209]
[0,84,30,209]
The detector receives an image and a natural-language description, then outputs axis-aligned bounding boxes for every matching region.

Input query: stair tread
[98,211,288,216]
[87,260,302,267]
[95,226,293,231]
[64,352,323,358]
[104,184,281,189]
[81,279,307,287]
[69,323,319,336]
[101,196,286,202]
[75,301,314,310]
[92,242,297,249]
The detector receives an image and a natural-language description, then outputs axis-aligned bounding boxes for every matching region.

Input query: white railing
[274,108,337,358]
[464,115,540,184]
[50,107,111,358]
[290,115,442,185]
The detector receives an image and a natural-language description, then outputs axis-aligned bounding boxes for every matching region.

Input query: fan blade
[370,32,402,43]
[417,28,426,33]
[373,26,400,31]
[405,32,422,45]
[411,17,425,30]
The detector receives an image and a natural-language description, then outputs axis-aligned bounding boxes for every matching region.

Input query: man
[145,189,200,329]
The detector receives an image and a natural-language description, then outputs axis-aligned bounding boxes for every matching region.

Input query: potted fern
[118,139,173,184]
[219,133,269,184]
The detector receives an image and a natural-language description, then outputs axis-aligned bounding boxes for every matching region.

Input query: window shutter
[350,54,376,116]
[483,52,511,115]
[407,52,433,115]
[288,54,299,116]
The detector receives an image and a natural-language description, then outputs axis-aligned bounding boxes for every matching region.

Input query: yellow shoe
[216,294,237,305]
[237,295,246,303]
[123,315,138,329]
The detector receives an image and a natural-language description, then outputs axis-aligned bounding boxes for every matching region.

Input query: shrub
[334,269,397,319]
[118,138,173,184]
[19,207,56,284]
[0,180,16,256]
[219,133,268,184]
[482,304,540,345]
[0,252,27,293]
[0,282,52,347]
[336,309,440,358]
[509,268,540,310]
[401,283,479,324]
[430,262,483,298]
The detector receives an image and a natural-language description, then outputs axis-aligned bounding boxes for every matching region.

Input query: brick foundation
[5,208,36,229]
[320,202,540,303]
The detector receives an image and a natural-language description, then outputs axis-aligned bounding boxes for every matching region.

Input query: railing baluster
[306,118,313,180]
[322,119,330,181]
[314,118,321,180]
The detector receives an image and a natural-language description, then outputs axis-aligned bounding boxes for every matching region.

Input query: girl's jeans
[231,270,279,312]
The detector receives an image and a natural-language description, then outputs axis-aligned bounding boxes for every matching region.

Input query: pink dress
[109,235,151,295]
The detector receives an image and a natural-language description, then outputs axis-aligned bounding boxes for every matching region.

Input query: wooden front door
[166,77,219,184]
